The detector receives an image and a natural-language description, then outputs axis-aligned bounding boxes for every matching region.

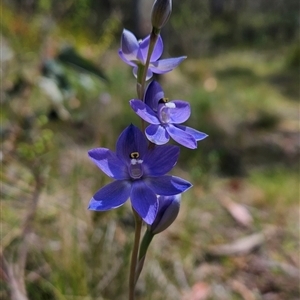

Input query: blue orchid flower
[88,124,192,225]
[118,29,186,80]
[130,81,208,149]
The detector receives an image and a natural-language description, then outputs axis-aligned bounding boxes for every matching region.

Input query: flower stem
[129,29,160,298]
[136,28,160,133]
[135,229,154,284]
[138,29,160,100]
[128,208,143,300]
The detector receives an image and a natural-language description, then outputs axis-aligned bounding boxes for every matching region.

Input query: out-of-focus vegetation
[1,0,299,299]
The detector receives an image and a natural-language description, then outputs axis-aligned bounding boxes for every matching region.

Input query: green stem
[135,230,154,284]
[136,28,160,134]
[128,209,143,300]
[136,28,160,100]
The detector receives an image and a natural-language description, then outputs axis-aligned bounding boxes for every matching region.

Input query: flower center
[129,152,144,179]
[158,98,175,124]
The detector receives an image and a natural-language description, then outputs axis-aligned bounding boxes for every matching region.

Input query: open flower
[88,124,192,225]
[118,29,186,80]
[130,81,208,149]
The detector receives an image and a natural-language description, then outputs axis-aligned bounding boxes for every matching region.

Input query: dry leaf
[208,227,277,256]
[182,282,211,300]
[230,280,256,300]
[218,195,253,227]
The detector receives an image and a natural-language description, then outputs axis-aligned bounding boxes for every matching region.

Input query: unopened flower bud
[151,0,172,30]
[150,194,180,234]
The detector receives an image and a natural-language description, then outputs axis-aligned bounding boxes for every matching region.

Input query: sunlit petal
[88,148,128,179]
[168,100,191,123]
[121,29,139,59]
[175,125,208,141]
[145,176,192,195]
[88,180,131,210]
[166,124,197,149]
[118,50,137,67]
[130,100,160,124]
[145,124,169,145]
[150,56,187,74]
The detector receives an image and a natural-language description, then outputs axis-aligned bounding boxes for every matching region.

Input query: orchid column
[87,1,207,299]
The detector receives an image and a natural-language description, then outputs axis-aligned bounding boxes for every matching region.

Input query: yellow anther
[159,97,169,103]
[130,152,139,159]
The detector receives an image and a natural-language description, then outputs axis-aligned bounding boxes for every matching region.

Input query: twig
[18,174,43,275]
[0,251,27,300]
[3,173,43,300]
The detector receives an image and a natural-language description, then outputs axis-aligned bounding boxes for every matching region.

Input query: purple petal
[116,124,148,162]
[88,180,131,211]
[137,35,163,64]
[120,29,139,61]
[149,56,187,74]
[150,35,163,61]
[143,145,179,176]
[145,176,192,195]
[175,125,208,141]
[88,148,128,180]
[133,67,153,80]
[166,124,197,149]
[129,100,160,124]
[131,180,158,224]
[151,194,181,234]
[136,41,147,64]
[144,80,164,111]
[168,100,191,123]
[145,124,170,145]
[118,50,137,67]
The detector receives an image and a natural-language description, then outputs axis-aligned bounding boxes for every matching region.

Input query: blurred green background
[1,0,299,299]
